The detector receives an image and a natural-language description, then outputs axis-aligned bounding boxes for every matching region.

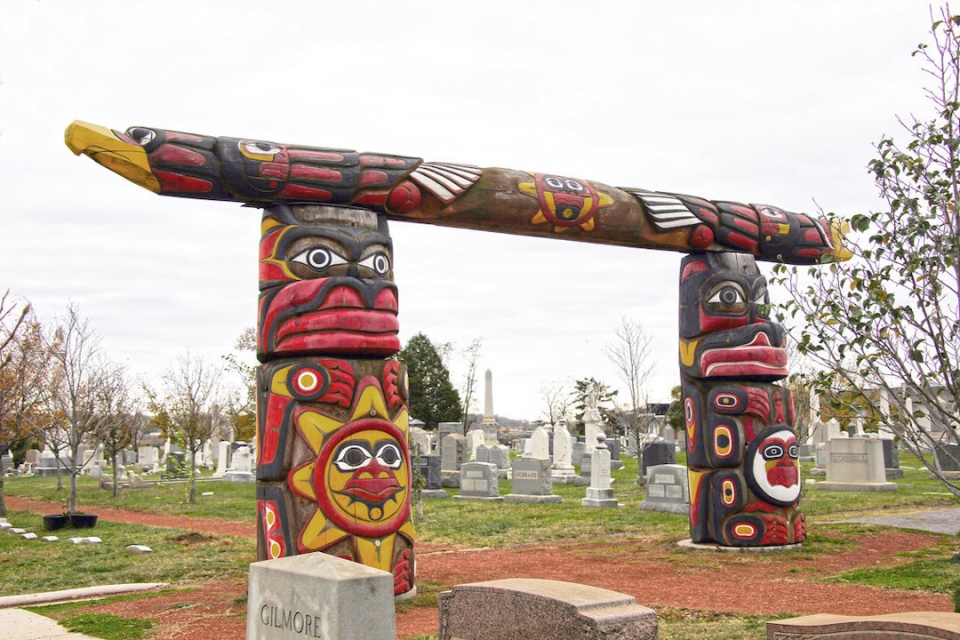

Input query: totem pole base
[677,539,803,553]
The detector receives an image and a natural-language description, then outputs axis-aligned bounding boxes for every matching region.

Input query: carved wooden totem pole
[65,119,850,580]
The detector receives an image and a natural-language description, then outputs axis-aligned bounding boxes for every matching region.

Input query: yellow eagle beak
[64,120,160,194]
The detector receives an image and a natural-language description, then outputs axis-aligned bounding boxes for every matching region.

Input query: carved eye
[125,127,156,146]
[375,443,403,469]
[240,140,282,161]
[358,252,390,277]
[291,247,348,272]
[333,444,372,472]
[762,443,785,460]
[705,283,747,314]
[787,443,799,459]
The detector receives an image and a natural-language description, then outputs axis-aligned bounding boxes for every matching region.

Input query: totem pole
[64,119,850,577]
[680,252,803,546]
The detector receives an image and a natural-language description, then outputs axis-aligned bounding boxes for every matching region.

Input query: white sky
[0,1,936,421]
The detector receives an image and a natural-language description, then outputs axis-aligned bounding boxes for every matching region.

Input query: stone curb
[0,583,168,609]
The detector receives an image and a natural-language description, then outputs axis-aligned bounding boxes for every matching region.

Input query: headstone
[529,425,550,460]
[607,438,623,470]
[881,438,903,479]
[817,438,897,491]
[126,545,153,554]
[639,441,675,483]
[438,578,658,640]
[798,443,815,461]
[0,454,13,476]
[214,440,231,478]
[572,441,586,468]
[441,433,468,487]
[41,536,58,542]
[34,451,60,477]
[247,553,395,640]
[165,451,186,478]
[414,454,446,499]
[454,462,502,501]
[638,464,689,514]
[222,445,256,483]
[551,420,577,484]
[468,431,485,460]
[935,443,960,474]
[138,445,160,472]
[201,439,214,470]
[504,457,560,504]
[441,434,467,472]
[582,435,619,508]
[90,465,103,479]
[522,437,534,457]
[487,444,510,471]
[439,421,464,440]
[121,449,138,465]
[579,452,592,478]
[410,427,431,458]
[20,533,38,540]
[25,449,40,466]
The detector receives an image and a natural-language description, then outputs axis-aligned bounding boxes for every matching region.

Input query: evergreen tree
[399,333,462,431]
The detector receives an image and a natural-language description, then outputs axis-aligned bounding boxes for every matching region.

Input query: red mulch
[5,496,955,639]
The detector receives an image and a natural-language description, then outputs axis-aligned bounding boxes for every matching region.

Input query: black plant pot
[68,514,98,529]
[42,514,68,531]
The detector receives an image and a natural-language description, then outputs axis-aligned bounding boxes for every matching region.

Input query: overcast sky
[0,1,936,421]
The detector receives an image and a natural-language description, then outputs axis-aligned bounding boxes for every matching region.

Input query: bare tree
[149,351,222,503]
[93,365,142,498]
[539,378,573,426]
[222,327,256,442]
[459,338,483,429]
[604,316,657,442]
[43,304,114,514]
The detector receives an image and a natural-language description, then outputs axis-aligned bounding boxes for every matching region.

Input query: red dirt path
[5,496,955,639]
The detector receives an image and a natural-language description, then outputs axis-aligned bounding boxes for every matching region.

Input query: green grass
[0,511,255,596]
[4,473,256,521]
[656,608,789,640]
[59,613,154,640]
[821,536,960,593]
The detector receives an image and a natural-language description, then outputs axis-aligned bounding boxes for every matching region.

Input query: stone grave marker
[409,427,430,458]
[572,441,586,468]
[607,437,623,470]
[467,429,485,460]
[441,433,468,488]
[475,443,489,463]
[439,421,464,441]
[247,552,395,640]
[935,443,960,478]
[818,438,896,491]
[415,454,446,499]
[488,444,510,472]
[223,445,255,483]
[638,464,689,514]
[504,457,560,504]
[439,579,658,640]
[529,425,550,459]
[453,462,502,501]
[579,452,592,478]
[582,435,619,508]
[551,420,577,484]
[638,441,675,484]
[881,438,902,479]
[213,441,230,478]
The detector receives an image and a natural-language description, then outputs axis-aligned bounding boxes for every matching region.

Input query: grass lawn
[0,511,255,597]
